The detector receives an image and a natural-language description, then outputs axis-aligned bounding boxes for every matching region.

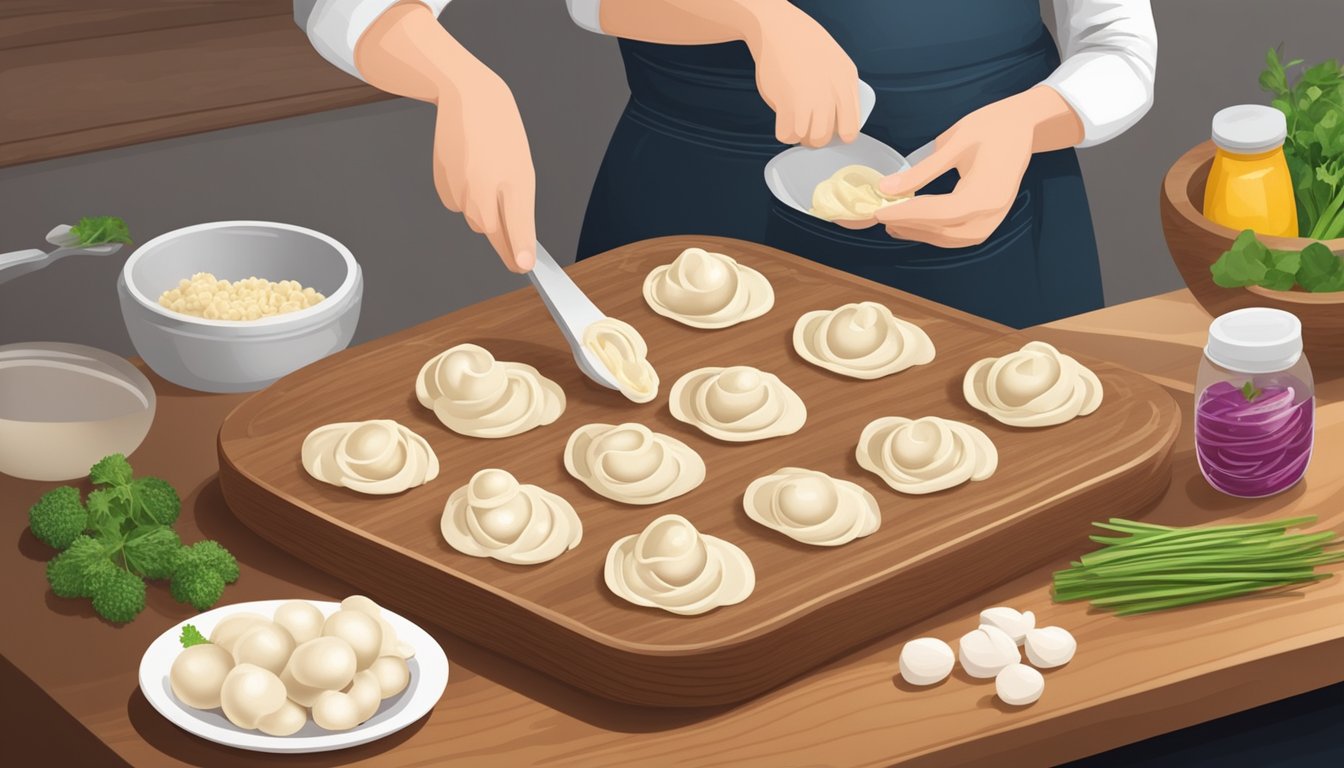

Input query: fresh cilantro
[1241,380,1261,402]
[69,216,133,246]
[1210,230,1342,292]
[179,624,209,648]
[1261,50,1344,239]
[1296,242,1344,291]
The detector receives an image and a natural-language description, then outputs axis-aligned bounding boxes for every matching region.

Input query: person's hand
[746,5,861,147]
[873,86,1085,247]
[432,67,537,273]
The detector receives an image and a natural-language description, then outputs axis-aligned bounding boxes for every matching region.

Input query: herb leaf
[1241,380,1261,402]
[69,216,132,246]
[179,624,209,648]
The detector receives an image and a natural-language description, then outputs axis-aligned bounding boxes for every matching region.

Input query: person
[296,0,538,274]
[566,0,1157,327]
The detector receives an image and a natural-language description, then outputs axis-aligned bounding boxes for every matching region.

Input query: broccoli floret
[123,527,182,579]
[177,540,239,584]
[29,486,88,550]
[131,477,180,526]
[89,453,133,487]
[45,536,111,598]
[89,567,146,624]
[170,567,225,611]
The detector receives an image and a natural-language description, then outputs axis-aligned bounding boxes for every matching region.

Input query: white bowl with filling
[0,342,155,481]
[117,221,362,393]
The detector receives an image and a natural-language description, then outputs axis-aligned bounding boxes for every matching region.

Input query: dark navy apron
[575,0,1104,328]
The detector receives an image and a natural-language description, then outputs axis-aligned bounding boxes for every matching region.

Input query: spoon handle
[0,249,50,285]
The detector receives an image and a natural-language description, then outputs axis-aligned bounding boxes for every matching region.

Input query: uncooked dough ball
[898,637,955,686]
[209,613,268,655]
[340,595,381,618]
[323,609,384,670]
[286,636,357,691]
[256,699,308,736]
[280,667,327,707]
[220,663,287,730]
[1024,626,1077,668]
[958,625,1020,678]
[312,670,382,731]
[169,643,235,709]
[369,656,411,699]
[273,600,325,645]
[995,663,1045,706]
[233,622,296,675]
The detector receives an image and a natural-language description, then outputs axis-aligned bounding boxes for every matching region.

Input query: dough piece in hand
[605,514,754,615]
[416,343,565,438]
[583,318,659,403]
[963,341,1103,427]
[811,165,910,222]
[564,423,705,505]
[642,247,774,329]
[744,468,880,546]
[793,301,934,379]
[670,366,806,442]
[856,416,997,495]
[441,468,582,565]
[302,420,439,495]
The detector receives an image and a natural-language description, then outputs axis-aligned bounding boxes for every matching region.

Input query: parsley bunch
[1210,230,1343,293]
[1260,49,1344,240]
[31,454,238,624]
[69,216,133,246]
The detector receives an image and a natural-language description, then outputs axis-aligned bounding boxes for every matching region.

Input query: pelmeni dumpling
[605,514,755,615]
[301,420,438,495]
[856,416,998,495]
[416,344,564,438]
[743,468,880,546]
[564,423,705,505]
[811,165,910,221]
[669,366,806,442]
[440,469,582,565]
[583,318,659,403]
[963,341,1103,427]
[793,301,935,379]
[642,247,774,328]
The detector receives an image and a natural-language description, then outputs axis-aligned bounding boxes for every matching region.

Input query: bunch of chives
[1052,516,1343,615]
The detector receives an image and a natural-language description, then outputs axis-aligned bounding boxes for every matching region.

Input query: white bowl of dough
[764,134,911,218]
[117,221,363,393]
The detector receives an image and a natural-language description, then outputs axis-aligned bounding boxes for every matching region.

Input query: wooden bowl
[1160,140,1344,367]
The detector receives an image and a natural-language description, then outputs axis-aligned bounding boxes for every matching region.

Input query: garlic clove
[898,637,955,686]
[1024,625,1077,668]
[995,663,1045,706]
[979,606,1036,645]
[958,625,1020,678]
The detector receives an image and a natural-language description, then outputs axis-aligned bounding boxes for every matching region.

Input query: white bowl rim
[122,221,360,330]
[0,341,155,425]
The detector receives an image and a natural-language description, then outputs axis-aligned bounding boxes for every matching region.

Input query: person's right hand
[745,4,860,147]
[433,67,537,273]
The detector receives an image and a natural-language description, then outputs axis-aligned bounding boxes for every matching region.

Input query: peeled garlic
[1024,626,1077,668]
[898,637,955,686]
[979,606,1035,645]
[995,663,1045,706]
[957,624,1020,678]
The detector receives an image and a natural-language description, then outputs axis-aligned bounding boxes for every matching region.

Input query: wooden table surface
[3,289,1341,767]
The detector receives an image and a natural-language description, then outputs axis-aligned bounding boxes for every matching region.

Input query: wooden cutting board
[218,236,1179,707]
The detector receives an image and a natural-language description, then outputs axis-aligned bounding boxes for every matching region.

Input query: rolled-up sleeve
[297,0,453,80]
[1042,0,1158,147]
[566,0,605,34]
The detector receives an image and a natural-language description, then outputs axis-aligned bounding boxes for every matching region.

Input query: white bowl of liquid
[0,342,155,481]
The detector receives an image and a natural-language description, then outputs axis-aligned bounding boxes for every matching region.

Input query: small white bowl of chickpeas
[117,221,362,392]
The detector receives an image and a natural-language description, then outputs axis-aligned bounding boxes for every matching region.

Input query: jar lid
[1205,307,1302,373]
[1211,105,1287,153]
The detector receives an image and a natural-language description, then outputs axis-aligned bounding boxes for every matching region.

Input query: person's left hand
[871,86,1084,247]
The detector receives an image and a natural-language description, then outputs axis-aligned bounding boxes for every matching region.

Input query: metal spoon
[526,243,623,390]
[0,225,123,285]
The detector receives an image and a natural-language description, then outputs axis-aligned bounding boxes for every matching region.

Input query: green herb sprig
[1052,517,1343,615]
[1261,49,1344,240]
[69,216,132,246]
[1210,230,1343,292]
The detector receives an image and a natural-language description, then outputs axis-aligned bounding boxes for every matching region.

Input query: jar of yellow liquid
[1202,105,1299,237]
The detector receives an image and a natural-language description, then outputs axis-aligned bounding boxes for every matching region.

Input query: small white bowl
[117,221,362,393]
[764,133,912,217]
[0,342,155,481]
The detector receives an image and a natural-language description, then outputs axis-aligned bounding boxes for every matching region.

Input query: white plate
[139,600,449,754]
[764,134,913,217]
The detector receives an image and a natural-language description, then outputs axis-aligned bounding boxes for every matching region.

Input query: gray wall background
[2,0,1338,355]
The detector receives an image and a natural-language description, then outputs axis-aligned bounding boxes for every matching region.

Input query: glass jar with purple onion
[1195,308,1314,498]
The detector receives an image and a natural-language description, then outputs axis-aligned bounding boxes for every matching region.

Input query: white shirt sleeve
[1042,0,1158,147]
[300,0,453,80]
[566,0,604,34]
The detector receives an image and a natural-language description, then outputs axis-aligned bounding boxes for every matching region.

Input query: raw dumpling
[564,423,705,505]
[441,468,582,565]
[669,366,806,442]
[301,420,439,495]
[583,318,659,403]
[793,301,934,379]
[811,165,910,221]
[605,514,754,615]
[963,341,1103,427]
[642,247,774,328]
[743,468,880,546]
[416,343,565,438]
[856,416,997,494]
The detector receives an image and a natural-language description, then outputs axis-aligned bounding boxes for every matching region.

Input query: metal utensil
[0,225,123,285]
[526,243,622,390]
